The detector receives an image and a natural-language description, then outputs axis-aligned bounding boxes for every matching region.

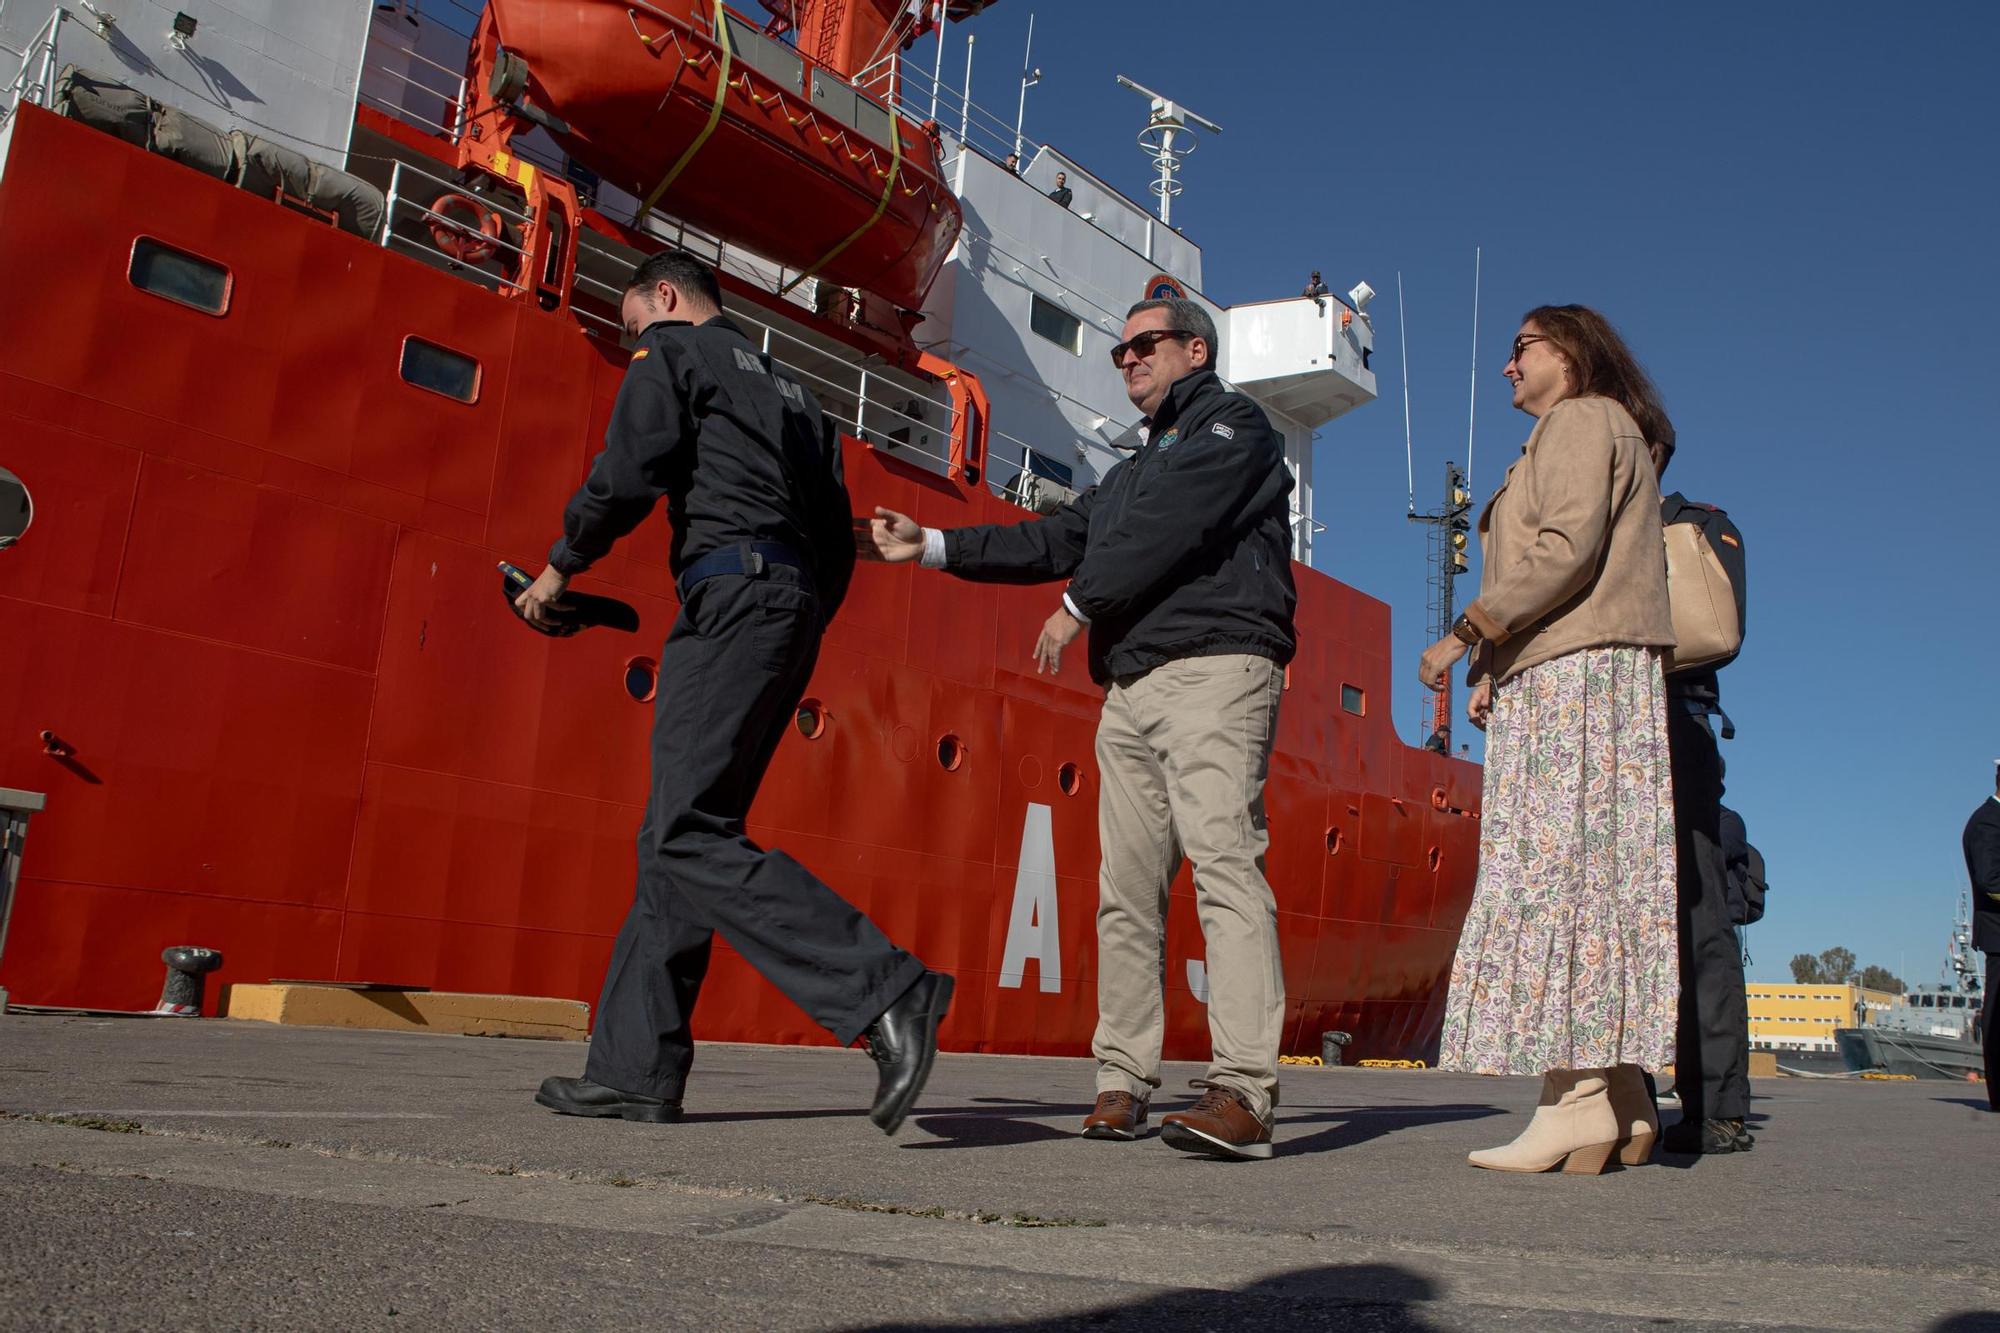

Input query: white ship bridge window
[1029,295,1083,356]
[129,237,231,316]
[400,336,482,404]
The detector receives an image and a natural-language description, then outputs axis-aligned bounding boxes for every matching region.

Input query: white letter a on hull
[999,802,1062,993]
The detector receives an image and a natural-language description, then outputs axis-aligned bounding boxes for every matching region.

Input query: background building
[1747,984,1898,1053]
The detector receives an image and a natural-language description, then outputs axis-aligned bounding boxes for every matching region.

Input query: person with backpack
[1649,427,1755,1155]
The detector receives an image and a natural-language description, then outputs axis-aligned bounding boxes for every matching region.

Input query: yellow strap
[781,112,902,297]
[639,0,733,217]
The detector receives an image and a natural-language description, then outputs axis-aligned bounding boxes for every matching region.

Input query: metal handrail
[377,159,534,294]
[0,6,63,128]
[360,25,468,140]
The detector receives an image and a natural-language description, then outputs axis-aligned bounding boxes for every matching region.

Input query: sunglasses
[1510,334,1550,363]
[1109,328,1193,368]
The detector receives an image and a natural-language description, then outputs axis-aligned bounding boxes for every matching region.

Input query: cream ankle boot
[1606,1064,1659,1165]
[1468,1069,1619,1174]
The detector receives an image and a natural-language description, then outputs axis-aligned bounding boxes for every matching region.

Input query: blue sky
[956,2,1999,985]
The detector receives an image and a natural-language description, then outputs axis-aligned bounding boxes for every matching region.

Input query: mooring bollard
[152,946,223,1016]
[1320,1030,1352,1066]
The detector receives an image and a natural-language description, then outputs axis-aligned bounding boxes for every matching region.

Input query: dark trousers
[1984,954,1998,1111]
[584,566,926,1100]
[1666,702,1751,1121]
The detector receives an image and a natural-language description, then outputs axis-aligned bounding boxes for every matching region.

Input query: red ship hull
[0,105,1477,1062]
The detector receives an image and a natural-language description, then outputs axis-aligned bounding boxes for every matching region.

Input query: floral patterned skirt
[1437,646,1679,1075]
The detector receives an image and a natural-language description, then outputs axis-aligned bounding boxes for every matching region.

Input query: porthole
[795,699,826,739]
[129,236,231,316]
[936,734,965,771]
[1057,762,1083,797]
[1427,846,1442,872]
[401,336,482,404]
[1325,827,1343,855]
[623,656,658,703]
[0,467,29,550]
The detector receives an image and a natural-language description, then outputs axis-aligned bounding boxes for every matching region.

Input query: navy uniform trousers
[584,564,925,1100]
[1667,701,1751,1122]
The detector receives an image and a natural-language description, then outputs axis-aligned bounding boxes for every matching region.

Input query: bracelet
[1451,613,1482,647]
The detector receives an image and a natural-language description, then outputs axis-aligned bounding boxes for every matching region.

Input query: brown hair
[1522,304,1671,447]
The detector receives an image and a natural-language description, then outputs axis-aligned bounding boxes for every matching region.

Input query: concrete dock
[0,1013,1994,1331]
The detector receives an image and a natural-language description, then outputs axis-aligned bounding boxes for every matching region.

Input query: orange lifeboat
[468,0,963,312]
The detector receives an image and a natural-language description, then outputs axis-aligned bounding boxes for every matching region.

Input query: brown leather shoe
[1081,1090,1150,1140]
[1159,1083,1273,1160]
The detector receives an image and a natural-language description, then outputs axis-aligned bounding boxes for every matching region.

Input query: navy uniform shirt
[548,315,855,617]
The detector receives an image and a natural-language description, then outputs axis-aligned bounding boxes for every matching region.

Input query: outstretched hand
[864,506,926,563]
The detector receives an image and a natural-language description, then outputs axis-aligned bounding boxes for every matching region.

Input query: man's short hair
[1127,297,1219,365]
[626,249,721,308]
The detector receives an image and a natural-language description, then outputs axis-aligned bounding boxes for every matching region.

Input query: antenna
[1114,74,1222,226]
[1465,246,1481,497]
[1398,271,1414,514]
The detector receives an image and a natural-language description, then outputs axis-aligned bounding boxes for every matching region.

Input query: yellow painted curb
[222,984,587,1041]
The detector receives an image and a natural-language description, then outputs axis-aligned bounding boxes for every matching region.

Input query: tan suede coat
[1464,395,1674,685]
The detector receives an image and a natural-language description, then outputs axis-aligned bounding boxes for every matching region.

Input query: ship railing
[0,6,64,129]
[377,158,534,297]
[358,20,468,141]
[567,258,960,478]
[854,51,1024,166]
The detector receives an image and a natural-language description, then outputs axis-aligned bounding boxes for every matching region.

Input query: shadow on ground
[851,1262,1443,1331]
[901,1098,1505,1156]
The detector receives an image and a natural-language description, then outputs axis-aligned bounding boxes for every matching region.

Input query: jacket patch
[1718,532,1740,547]
[1211,422,1235,439]
[629,348,649,361]
[1156,428,1180,450]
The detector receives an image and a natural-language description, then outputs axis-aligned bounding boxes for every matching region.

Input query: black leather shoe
[1662,1117,1752,1154]
[863,971,955,1134]
[535,1075,682,1123]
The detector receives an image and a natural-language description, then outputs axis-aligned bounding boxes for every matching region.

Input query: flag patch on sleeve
[1211,422,1235,439]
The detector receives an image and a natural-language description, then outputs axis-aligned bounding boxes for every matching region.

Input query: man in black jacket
[1961,763,2000,1110]
[1649,431,1756,1154]
[513,250,951,1134]
[870,298,1296,1160]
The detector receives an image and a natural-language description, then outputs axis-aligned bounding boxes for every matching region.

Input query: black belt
[676,541,808,600]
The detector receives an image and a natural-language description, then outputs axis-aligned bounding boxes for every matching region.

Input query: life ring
[428,192,502,265]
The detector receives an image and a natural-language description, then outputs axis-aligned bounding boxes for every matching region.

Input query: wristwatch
[1451,613,1481,647]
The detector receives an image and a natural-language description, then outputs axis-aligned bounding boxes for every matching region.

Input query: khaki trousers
[1091,653,1285,1121]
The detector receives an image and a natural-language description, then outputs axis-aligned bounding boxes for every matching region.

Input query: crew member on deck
[514,251,952,1134]
[1652,433,1757,1155]
[1960,762,2000,1111]
[1047,171,1072,208]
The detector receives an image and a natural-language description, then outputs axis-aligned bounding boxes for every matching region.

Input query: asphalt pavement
[0,1013,1995,1331]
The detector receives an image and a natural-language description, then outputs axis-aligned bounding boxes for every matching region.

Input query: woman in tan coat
[1417,304,1678,1174]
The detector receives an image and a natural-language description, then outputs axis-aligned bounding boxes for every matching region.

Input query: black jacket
[943,368,1297,683]
[548,315,855,617]
[1047,186,1072,208]
[1661,492,1746,705]
[1962,797,2000,953]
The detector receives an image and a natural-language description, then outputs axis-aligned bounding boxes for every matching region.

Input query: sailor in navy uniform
[1649,432,1757,1154]
[1960,762,2000,1110]
[512,250,951,1133]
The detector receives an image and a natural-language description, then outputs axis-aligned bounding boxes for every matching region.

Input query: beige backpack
[1663,521,1741,673]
